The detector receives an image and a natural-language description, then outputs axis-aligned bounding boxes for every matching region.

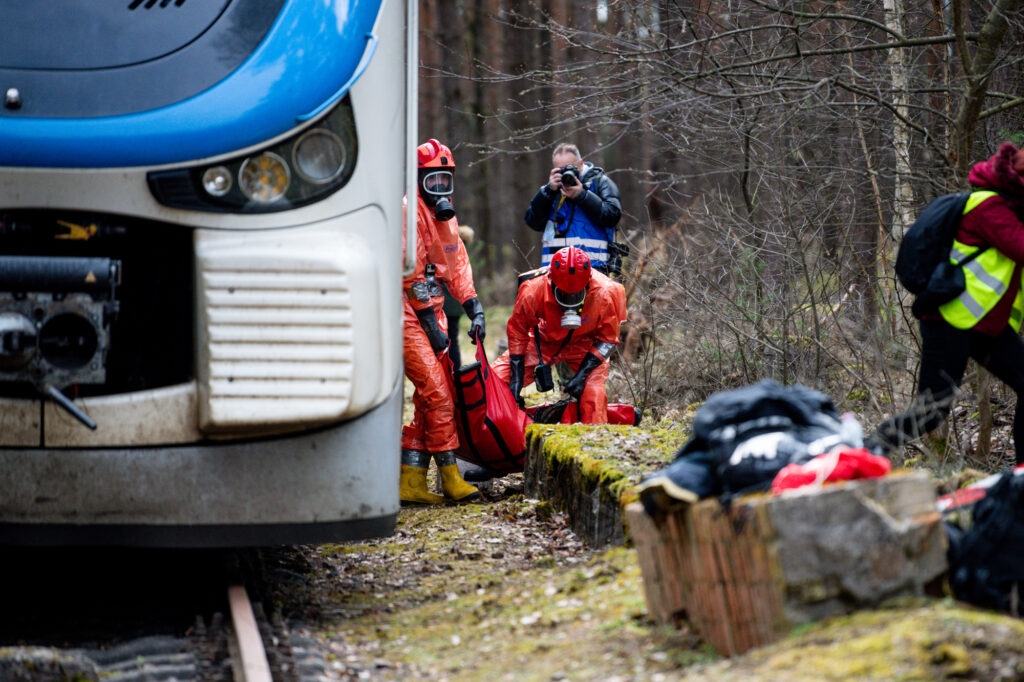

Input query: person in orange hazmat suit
[492,246,626,423]
[400,139,485,505]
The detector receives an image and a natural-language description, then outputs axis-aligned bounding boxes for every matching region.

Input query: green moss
[523,416,698,546]
[930,642,971,676]
[531,421,683,488]
[527,413,694,519]
[533,500,555,522]
[693,600,1024,681]
[847,388,870,401]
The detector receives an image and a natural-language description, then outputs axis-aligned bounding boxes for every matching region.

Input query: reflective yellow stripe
[957,291,985,318]
[941,293,984,329]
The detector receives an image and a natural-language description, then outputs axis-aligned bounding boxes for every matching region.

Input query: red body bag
[525,400,641,426]
[448,343,532,473]
[447,345,643,472]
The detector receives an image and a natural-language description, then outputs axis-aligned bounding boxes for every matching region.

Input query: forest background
[417,0,1024,468]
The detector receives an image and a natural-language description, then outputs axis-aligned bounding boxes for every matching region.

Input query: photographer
[524,143,623,274]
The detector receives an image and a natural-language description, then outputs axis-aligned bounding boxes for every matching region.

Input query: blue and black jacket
[524,163,622,271]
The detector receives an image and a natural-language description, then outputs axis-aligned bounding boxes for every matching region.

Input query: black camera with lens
[534,363,555,392]
[559,165,579,188]
[606,241,630,276]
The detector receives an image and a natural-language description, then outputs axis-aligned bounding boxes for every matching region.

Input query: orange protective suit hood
[417,139,456,220]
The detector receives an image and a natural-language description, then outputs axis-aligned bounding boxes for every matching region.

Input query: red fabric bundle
[771,447,891,494]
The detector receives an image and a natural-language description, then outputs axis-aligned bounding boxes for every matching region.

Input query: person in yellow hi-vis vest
[868,142,1024,463]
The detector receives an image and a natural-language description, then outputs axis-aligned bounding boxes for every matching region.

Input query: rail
[227,584,273,682]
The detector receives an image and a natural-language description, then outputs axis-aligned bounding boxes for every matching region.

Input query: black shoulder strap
[953,190,1000,266]
[534,326,574,364]
[516,268,547,298]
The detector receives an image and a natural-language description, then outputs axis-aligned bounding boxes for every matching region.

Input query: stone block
[625,471,947,656]
[523,428,627,547]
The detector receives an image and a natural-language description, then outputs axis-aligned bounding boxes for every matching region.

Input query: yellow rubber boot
[399,449,444,506]
[399,465,445,506]
[434,451,480,503]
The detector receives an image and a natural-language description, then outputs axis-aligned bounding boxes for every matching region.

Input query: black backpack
[895,192,990,318]
[680,380,847,500]
[947,470,1024,613]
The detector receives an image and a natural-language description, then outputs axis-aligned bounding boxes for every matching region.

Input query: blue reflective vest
[541,178,614,268]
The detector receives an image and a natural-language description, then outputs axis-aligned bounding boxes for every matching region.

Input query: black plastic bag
[947,471,1024,613]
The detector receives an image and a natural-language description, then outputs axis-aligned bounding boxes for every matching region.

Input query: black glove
[509,354,526,409]
[415,307,450,354]
[463,297,486,345]
[564,352,603,401]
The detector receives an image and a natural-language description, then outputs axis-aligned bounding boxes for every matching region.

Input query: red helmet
[549,246,591,308]
[417,139,455,168]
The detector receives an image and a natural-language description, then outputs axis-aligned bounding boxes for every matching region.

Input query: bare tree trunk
[884,0,916,235]
[951,0,1022,177]
[950,0,1021,457]
[975,370,993,460]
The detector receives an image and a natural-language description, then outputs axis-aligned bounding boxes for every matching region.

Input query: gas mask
[553,284,586,329]
[419,169,455,221]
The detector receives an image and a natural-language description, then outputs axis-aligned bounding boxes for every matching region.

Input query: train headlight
[147,97,358,213]
[202,166,233,197]
[239,152,290,203]
[293,129,346,184]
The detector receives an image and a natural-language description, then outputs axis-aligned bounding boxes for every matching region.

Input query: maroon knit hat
[1013,146,1024,176]
[990,142,1024,189]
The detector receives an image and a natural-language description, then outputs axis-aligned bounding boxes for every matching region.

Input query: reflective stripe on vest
[540,236,609,266]
[939,191,1024,331]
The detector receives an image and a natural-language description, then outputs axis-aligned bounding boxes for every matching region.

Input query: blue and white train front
[0,0,411,546]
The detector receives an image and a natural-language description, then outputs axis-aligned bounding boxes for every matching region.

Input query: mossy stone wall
[523,425,631,547]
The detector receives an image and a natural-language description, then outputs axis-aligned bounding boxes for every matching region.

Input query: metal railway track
[74,582,275,681]
[227,583,274,682]
[0,548,338,682]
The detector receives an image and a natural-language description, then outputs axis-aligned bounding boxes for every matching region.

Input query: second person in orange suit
[492,246,627,423]
[400,138,485,505]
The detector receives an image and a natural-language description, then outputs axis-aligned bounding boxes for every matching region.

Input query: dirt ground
[265,471,1024,682]
[273,325,708,680]
[272,476,710,681]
